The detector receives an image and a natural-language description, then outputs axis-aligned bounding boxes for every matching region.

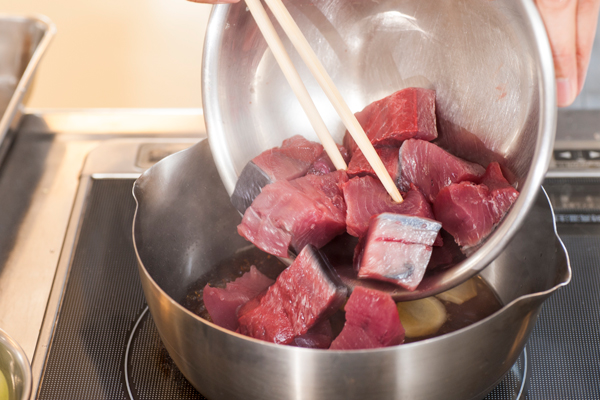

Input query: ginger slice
[396,297,447,338]
[435,278,477,305]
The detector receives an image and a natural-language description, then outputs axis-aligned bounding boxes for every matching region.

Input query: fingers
[576,0,600,93]
[535,0,579,107]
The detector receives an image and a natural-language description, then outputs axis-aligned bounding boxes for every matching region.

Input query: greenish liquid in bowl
[0,369,9,400]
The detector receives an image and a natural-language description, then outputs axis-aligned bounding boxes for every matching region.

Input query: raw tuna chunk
[291,319,334,349]
[230,162,273,215]
[343,88,437,156]
[355,213,442,290]
[203,266,274,331]
[231,135,324,213]
[434,163,518,248]
[238,245,348,345]
[346,147,400,184]
[238,170,348,257]
[330,287,404,350]
[479,162,512,190]
[307,145,351,176]
[254,135,324,180]
[343,176,435,238]
[398,139,486,202]
[236,291,266,321]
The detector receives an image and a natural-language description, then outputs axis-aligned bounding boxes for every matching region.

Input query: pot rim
[132,160,571,353]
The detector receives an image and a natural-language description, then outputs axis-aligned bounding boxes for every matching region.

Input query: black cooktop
[34,177,599,400]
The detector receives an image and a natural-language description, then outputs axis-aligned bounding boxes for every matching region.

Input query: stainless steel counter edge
[0,109,206,375]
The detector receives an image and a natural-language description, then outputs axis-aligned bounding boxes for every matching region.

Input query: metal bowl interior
[0,328,31,400]
[132,139,570,400]
[202,0,556,299]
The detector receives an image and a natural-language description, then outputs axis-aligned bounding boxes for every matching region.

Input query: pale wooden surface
[2,0,212,108]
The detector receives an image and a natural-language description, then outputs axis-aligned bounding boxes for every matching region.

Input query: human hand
[535,0,600,107]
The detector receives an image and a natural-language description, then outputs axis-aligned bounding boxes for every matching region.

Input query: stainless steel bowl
[202,0,556,299]
[0,328,31,400]
[132,139,570,400]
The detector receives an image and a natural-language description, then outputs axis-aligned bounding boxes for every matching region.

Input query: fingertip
[556,77,577,107]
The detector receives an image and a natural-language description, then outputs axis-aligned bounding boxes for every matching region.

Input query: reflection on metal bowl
[202,0,557,299]
[132,139,570,400]
[0,328,31,400]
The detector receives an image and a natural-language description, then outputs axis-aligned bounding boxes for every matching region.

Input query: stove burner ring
[123,308,528,400]
[124,307,148,400]
[123,306,206,400]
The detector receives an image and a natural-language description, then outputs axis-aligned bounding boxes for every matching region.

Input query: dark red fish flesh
[346,146,400,184]
[238,170,348,258]
[343,87,437,156]
[231,135,324,213]
[330,286,404,350]
[238,245,347,345]
[306,144,351,176]
[433,162,519,248]
[290,319,334,349]
[398,139,486,202]
[203,265,274,331]
[343,175,435,238]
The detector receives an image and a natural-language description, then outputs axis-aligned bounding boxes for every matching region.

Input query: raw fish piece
[398,139,486,202]
[343,88,437,156]
[433,169,518,248]
[230,161,273,214]
[434,183,493,248]
[427,233,462,269]
[291,319,334,349]
[307,145,351,176]
[478,162,520,222]
[355,213,442,290]
[346,146,400,184]
[330,287,404,350]
[236,291,266,320]
[203,266,274,331]
[238,171,348,257]
[255,135,324,180]
[290,170,348,215]
[238,245,347,345]
[343,176,435,238]
[231,135,324,213]
[478,162,511,190]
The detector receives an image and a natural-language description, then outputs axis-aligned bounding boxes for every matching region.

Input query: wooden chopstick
[244,0,347,171]
[260,0,404,203]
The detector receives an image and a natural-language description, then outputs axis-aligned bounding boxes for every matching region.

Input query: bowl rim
[201,0,558,300]
[0,327,32,400]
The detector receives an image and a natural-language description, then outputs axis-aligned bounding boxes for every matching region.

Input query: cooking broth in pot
[181,245,502,344]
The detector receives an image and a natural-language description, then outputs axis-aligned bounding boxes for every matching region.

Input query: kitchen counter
[0,109,204,360]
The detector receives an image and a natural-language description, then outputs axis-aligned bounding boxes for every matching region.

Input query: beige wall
[2,0,213,108]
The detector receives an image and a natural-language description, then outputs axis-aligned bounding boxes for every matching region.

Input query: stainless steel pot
[202,0,557,299]
[132,139,570,400]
